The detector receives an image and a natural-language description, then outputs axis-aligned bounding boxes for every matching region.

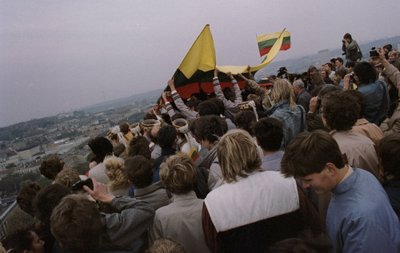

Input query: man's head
[194,115,228,149]
[217,129,261,183]
[377,133,400,181]
[281,130,345,194]
[353,61,378,85]
[2,229,44,253]
[54,168,81,189]
[253,117,283,153]
[335,57,344,69]
[157,124,177,150]
[388,50,399,63]
[292,79,305,96]
[39,155,64,180]
[125,155,153,188]
[51,194,103,253]
[321,90,360,131]
[235,110,256,136]
[88,137,113,163]
[160,153,196,194]
[127,136,151,159]
[17,182,41,217]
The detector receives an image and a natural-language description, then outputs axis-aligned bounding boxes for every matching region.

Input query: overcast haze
[1,0,400,127]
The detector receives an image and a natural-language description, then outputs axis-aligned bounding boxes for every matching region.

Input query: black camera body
[72,178,94,191]
[369,47,379,58]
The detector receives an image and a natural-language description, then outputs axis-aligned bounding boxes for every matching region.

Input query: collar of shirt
[332,166,355,195]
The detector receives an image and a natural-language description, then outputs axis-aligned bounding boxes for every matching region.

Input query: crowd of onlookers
[2,33,400,253]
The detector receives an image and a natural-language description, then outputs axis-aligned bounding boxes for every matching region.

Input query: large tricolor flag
[257,30,291,57]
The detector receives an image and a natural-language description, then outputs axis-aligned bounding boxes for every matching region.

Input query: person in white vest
[202,129,322,253]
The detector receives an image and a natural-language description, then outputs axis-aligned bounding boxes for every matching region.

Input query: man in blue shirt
[281,130,400,253]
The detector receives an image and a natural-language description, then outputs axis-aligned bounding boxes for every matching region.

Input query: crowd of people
[2,33,400,253]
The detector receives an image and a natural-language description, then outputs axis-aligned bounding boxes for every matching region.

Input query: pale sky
[1,0,399,127]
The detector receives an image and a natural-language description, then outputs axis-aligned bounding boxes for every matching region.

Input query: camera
[369,47,379,58]
[72,178,93,191]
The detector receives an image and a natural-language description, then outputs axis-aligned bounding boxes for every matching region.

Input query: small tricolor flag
[189,147,200,162]
[257,30,291,57]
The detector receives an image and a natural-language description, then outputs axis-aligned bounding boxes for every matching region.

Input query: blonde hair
[160,153,196,194]
[270,79,296,108]
[147,238,186,253]
[103,156,130,192]
[217,129,261,183]
[54,168,80,188]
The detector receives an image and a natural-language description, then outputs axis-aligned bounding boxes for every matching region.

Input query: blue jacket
[327,168,400,253]
[358,79,389,125]
[268,101,306,148]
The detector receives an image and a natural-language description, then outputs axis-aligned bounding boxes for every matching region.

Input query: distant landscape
[1,35,399,131]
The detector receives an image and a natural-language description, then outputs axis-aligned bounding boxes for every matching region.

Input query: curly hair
[54,168,80,189]
[103,156,130,192]
[160,153,196,194]
[217,129,261,183]
[194,115,228,143]
[39,154,64,180]
[17,182,41,217]
[147,238,186,253]
[51,194,103,253]
[321,90,360,131]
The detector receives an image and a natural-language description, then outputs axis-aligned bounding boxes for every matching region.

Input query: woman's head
[270,79,296,107]
[104,156,129,191]
[217,129,261,183]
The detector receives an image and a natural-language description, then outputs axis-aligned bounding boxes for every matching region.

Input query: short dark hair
[39,154,64,180]
[119,122,130,134]
[17,182,41,217]
[377,133,400,180]
[353,61,378,84]
[157,125,177,149]
[209,97,225,115]
[346,90,365,118]
[343,33,352,41]
[281,130,345,178]
[336,57,344,64]
[321,91,360,131]
[345,61,355,68]
[51,195,103,253]
[2,229,35,253]
[34,184,71,225]
[125,155,153,188]
[127,136,151,159]
[88,137,113,163]
[235,110,256,136]
[197,100,219,116]
[253,117,283,152]
[194,115,228,143]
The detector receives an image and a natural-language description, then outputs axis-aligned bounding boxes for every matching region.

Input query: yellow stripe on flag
[178,24,216,79]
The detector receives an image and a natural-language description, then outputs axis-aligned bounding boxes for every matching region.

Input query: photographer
[342,33,362,62]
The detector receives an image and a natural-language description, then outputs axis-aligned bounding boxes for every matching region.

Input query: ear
[325,162,337,175]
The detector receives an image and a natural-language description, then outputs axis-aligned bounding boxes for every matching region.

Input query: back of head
[147,238,186,253]
[194,115,228,143]
[253,117,283,152]
[377,133,400,180]
[128,136,151,159]
[209,97,225,115]
[353,61,378,84]
[125,155,153,188]
[160,153,196,194]
[104,156,128,190]
[217,129,261,183]
[270,79,296,107]
[321,90,360,131]
[17,182,41,217]
[197,100,219,116]
[54,168,80,189]
[158,125,177,149]
[51,194,102,253]
[2,229,35,253]
[39,154,64,180]
[281,130,345,178]
[113,143,126,157]
[34,184,71,226]
[346,90,365,118]
[119,122,130,134]
[88,137,113,163]
[292,79,305,89]
[235,110,257,136]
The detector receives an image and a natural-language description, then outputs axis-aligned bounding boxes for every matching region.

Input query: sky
[1,0,400,127]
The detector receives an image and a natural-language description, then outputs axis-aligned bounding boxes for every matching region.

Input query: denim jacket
[358,79,389,125]
[268,101,306,148]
